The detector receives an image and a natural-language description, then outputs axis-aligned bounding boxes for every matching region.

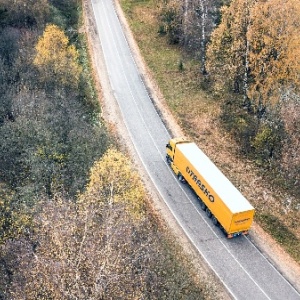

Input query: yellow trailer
[166,137,255,238]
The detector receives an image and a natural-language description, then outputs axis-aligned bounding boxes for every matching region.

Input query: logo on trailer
[234,218,250,224]
[186,166,215,202]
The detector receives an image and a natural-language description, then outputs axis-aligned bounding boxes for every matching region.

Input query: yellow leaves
[35,25,69,61]
[82,148,146,219]
[206,0,255,93]
[207,0,300,106]
[35,146,66,163]
[247,0,300,105]
[34,24,82,87]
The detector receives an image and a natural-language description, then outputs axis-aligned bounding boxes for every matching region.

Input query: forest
[160,0,300,200]
[156,0,300,248]
[0,0,216,299]
[116,0,300,262]
[1,0,300,297]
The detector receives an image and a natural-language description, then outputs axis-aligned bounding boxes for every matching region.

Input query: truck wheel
[212,216,219,226]
[206,208,212,218]
[178,173,184,182]
[166,155,171,165]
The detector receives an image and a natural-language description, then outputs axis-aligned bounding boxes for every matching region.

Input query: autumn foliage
[153,0,300,254]
[0,0,108,244]
[34,24,82,87]
[247,0,300,106]
[1,0,300,296]
[1,149,206,299]
[159,0,300,178]
[205,0,300,191]
[83,148,145,218]
[0,1,210,298]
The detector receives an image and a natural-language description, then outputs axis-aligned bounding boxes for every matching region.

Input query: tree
[34,24,82,87]
[159,0,183,44]
[279,91,300,197]
[0,27,20,66]
[1,146,148,298]
[159,0,226,73]
[206,0,255,95]
[247,0,300,107]
[0,0,50,28]
[182,0,226,74]
[1,149,206,299]
[82,148,145,218]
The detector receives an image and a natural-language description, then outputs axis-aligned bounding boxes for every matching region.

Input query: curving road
[90,0,300,299]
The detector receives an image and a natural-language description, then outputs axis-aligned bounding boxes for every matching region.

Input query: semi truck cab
[166,136,190,162]
[166,137,190,181]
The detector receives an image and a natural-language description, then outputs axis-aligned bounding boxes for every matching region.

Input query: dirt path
[82,0,300,297]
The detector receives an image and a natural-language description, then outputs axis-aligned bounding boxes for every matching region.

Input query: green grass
[120,0,216,119]
[257,213,300,262]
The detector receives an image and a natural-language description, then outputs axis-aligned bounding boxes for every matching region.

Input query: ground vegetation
[0,0,217,298]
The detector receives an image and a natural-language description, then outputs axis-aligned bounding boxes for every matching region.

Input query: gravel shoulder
[82,0,300,297]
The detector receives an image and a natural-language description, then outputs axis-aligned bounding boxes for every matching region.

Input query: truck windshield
[166,144,172,151]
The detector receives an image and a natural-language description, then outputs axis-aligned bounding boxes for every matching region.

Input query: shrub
[251,122,283,163]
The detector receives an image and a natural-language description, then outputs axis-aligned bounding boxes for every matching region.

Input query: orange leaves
[207,0,300,106]
[34,24,82,87]
[247,0,300,105]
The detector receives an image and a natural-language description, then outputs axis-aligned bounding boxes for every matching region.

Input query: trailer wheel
[212,216,219,226]
[206,208,212,218]
[199,199,206,211]
[220,226,227,236]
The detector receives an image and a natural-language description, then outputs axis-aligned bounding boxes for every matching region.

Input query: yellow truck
[166,137,255,238]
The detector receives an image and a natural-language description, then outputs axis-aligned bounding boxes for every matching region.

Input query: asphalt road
[90,0,300,299]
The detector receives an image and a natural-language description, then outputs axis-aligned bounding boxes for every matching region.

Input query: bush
[221,96,284,166]
[251,122,283,163]
[221,96,258,154]
[159,1,182,44]
[49,0,80,29]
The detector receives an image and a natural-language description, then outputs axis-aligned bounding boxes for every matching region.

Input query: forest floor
[82,0,300,297]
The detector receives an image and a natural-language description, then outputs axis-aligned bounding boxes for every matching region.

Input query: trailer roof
[177,142,254,213]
